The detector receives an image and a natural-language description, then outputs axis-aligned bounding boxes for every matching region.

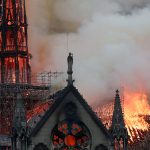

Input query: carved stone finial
[67,53,74,85]
[116,89,119,95]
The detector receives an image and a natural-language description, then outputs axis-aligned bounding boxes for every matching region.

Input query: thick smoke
[26,0,150,105]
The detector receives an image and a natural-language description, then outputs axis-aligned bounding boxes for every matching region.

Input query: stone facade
[28,87,114,150]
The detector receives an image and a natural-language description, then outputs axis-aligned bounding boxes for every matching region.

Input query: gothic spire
[12,93,27,130]
[111,90,128,150]
[12,93,28,150]
[67,53,74,85]
[112,90,125,129]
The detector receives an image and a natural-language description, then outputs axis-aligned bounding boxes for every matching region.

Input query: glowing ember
[27,101,53,122]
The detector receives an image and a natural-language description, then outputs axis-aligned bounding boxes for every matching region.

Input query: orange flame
[27,89,150,144]
[124,90,150,141]
[95,89,150,143]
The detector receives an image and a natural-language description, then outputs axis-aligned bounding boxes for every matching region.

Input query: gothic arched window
[51,120,91,150]
[33,143,49,150]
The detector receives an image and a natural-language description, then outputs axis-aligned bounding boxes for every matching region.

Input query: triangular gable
[29,85,111,140]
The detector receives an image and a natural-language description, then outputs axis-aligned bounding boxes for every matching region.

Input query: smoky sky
[26,0,150,32]
[26,0,150,105]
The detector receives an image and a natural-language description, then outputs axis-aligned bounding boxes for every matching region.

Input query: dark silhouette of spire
[13,93,27,130]
[0,0,31,134]
[112,90,125,129]
[0,0,31,84]
[111,90,128,150]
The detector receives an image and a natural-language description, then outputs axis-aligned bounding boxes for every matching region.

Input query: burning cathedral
[11,53,129,150]
[0,0,130,150]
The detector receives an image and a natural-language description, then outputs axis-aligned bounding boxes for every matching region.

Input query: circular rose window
[51,120,91,150]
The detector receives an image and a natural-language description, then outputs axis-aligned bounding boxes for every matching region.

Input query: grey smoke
[26,0,150,105]
[27,0,150,32]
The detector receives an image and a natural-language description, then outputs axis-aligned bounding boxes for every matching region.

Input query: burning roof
[95,90,150,148]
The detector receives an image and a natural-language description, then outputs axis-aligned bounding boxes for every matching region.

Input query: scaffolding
[0,71,64,135]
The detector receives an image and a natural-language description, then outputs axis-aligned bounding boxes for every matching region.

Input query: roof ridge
[29,85,112,141]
